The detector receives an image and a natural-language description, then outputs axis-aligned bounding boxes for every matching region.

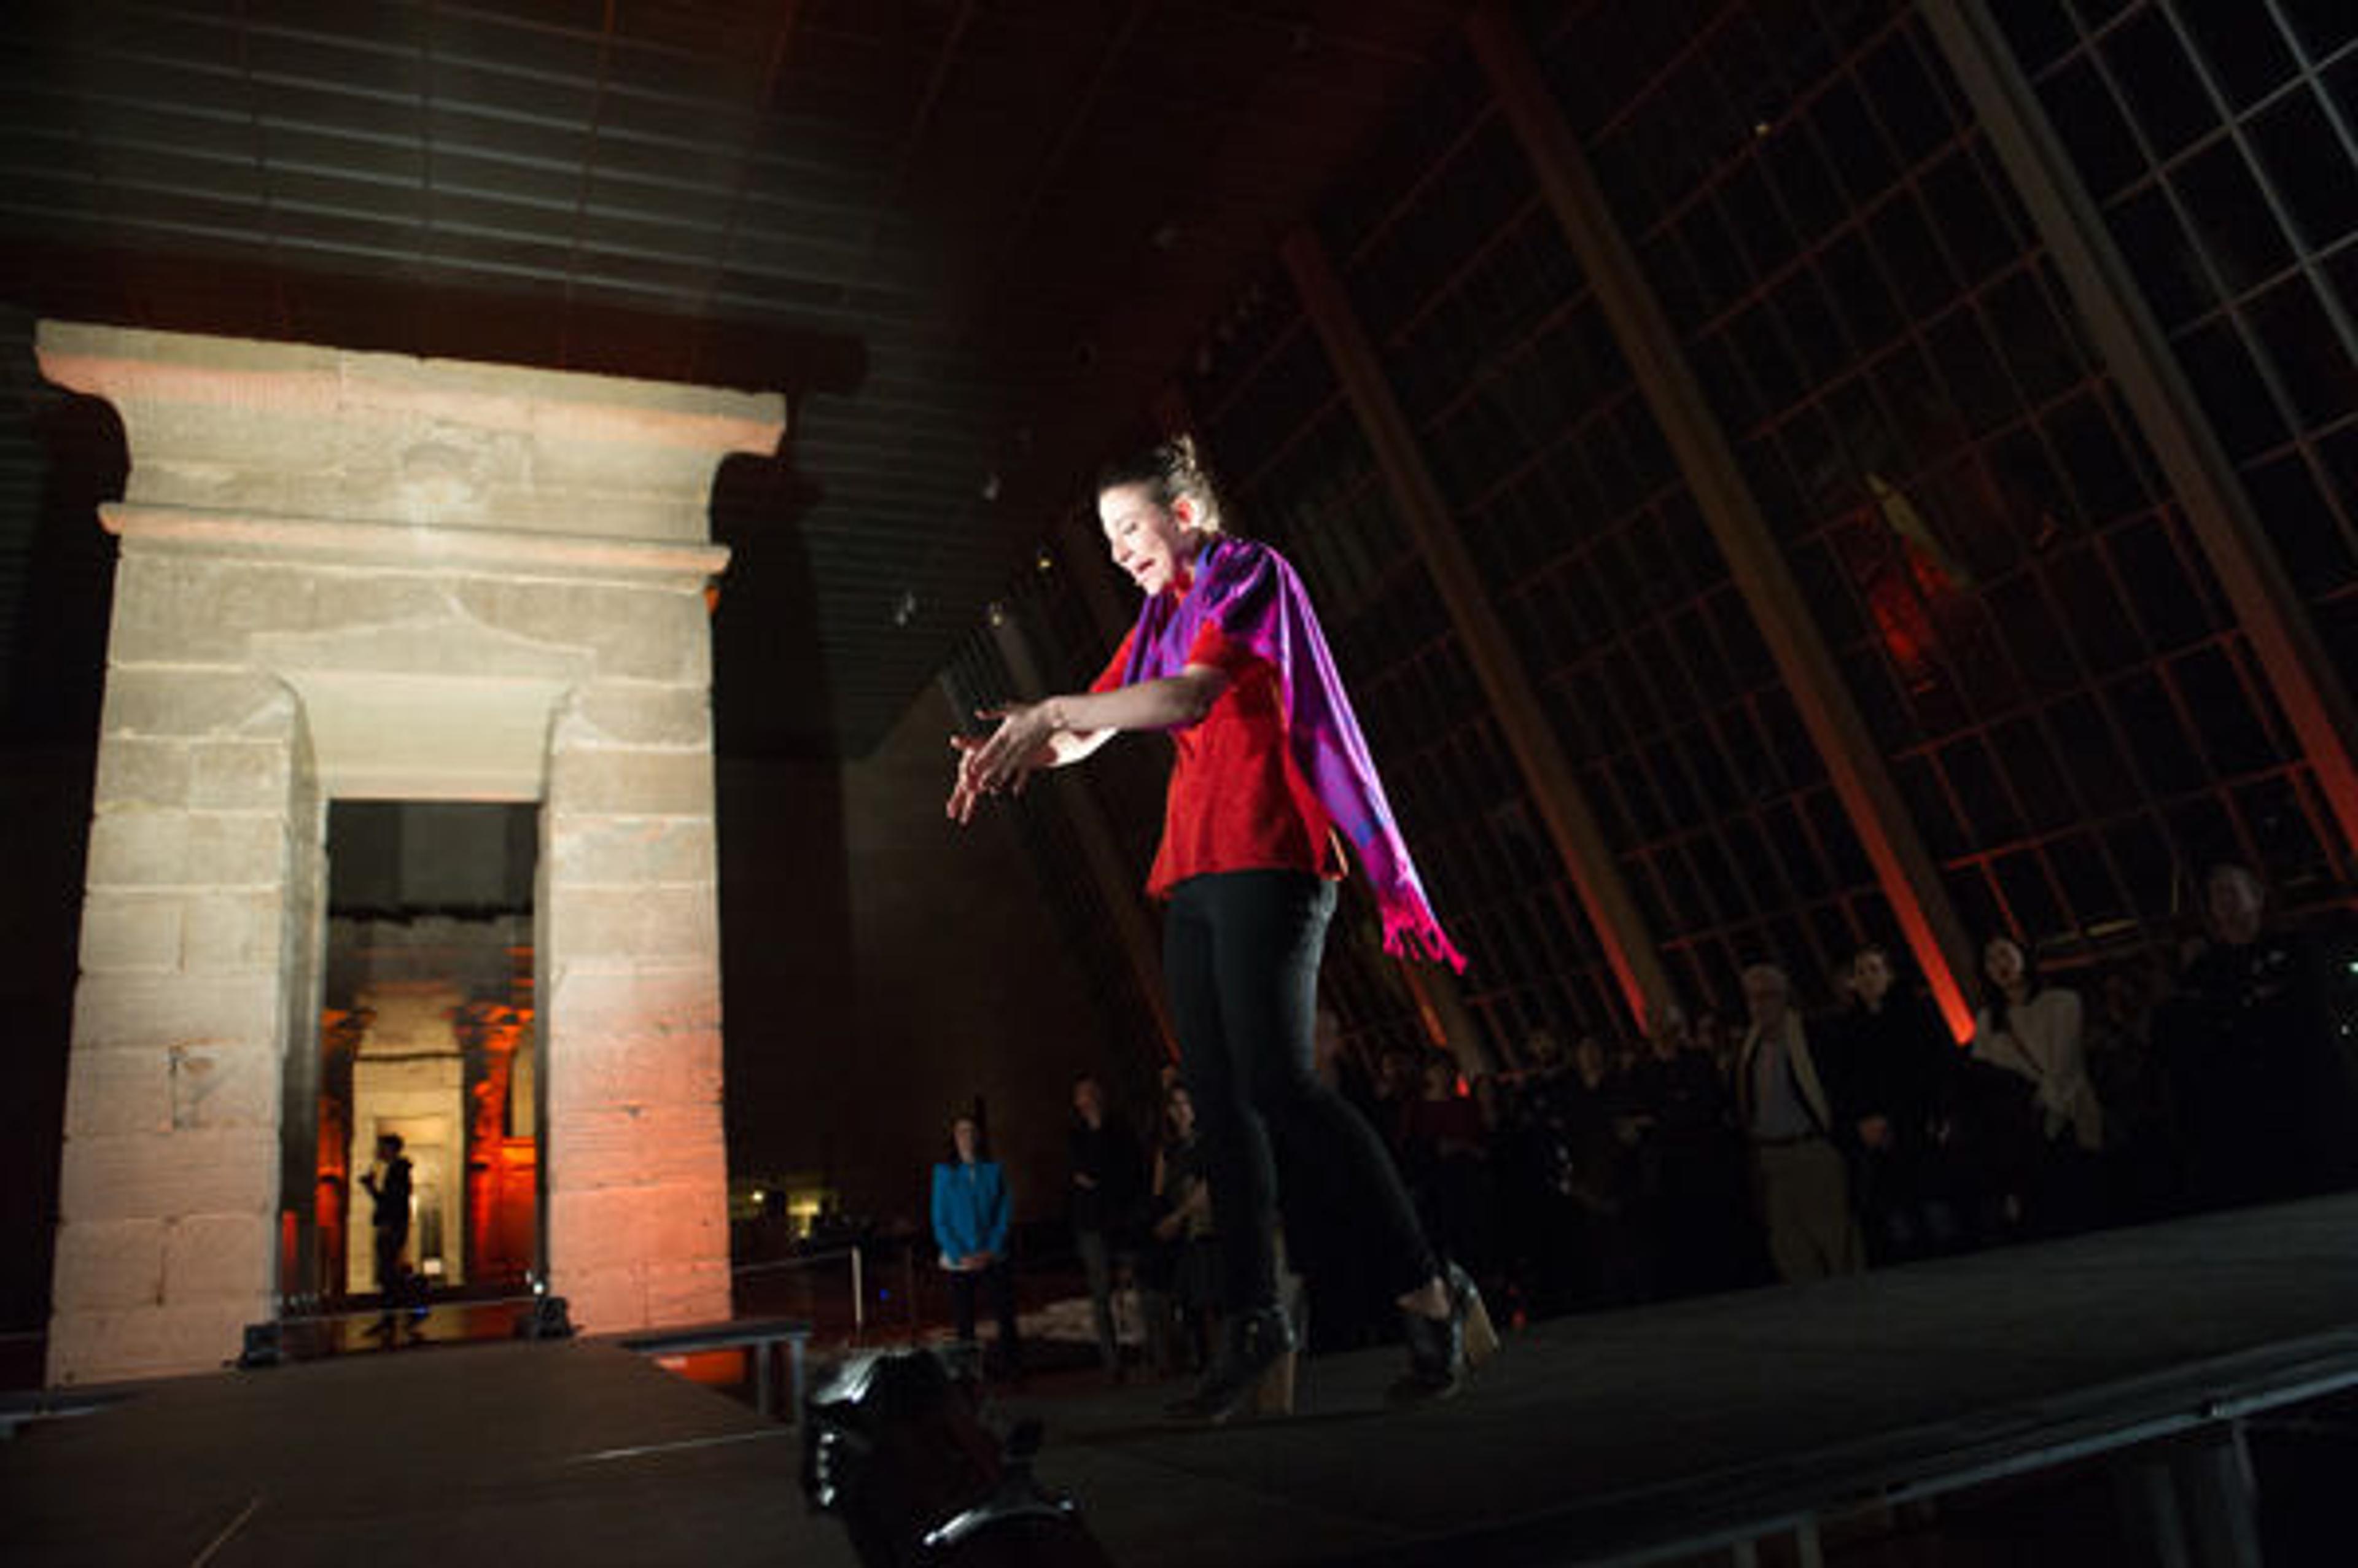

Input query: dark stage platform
[7,1197,2357,1567]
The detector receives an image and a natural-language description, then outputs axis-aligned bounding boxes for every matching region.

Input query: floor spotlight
[516,1294,576,1340]
[234,1321,283,1370]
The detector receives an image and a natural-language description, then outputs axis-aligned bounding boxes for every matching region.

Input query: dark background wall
[719,700,1115,1243]
[0,747,91,1340]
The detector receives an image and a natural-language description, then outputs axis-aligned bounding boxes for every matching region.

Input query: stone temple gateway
[37,322,783,1385]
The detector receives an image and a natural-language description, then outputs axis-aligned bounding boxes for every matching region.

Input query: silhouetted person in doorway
[359,1132,414,1340]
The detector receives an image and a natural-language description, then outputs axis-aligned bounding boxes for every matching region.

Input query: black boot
[1390,1262,1498,1405]
[1165,1304,1294,1424]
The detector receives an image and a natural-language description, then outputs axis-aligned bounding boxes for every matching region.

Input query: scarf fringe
[1383,910,1469,974]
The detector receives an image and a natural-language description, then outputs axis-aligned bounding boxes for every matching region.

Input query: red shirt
[1093,618,1345,898]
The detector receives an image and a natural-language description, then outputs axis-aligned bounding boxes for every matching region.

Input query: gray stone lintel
[104,505,731,586]
[36,320,784,547]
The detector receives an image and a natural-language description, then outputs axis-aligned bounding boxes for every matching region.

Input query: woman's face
[1167,1087,1195,1138]
[2206,867,2265,945]
[1099,481,1204,597]
[1984,937,2026,991]
[1853,951,1893,1007]
[952,1117,979,1162]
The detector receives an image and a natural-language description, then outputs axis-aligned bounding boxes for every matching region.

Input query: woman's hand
[943,670,1218,823]
[946,701,1059,823]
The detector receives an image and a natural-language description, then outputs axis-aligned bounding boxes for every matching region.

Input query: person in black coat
[359,1131,416,1338]
[1623,1003,1747,1296]
[1069,1074,1148,1380]
[2158,864,2358,1213]
[1829,947,1966,1263]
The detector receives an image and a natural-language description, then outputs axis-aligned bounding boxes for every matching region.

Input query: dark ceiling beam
[680,0,803,334]
[990,0,1156,279]
[849,0,978,285]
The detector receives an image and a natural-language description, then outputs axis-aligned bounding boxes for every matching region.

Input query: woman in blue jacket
[930,1113,1021,1375]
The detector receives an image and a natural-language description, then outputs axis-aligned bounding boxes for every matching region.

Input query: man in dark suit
[359,1131,414,1338]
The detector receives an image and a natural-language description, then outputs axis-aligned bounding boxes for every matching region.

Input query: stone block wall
[536,669,732,1332]
[53,668,305,1381]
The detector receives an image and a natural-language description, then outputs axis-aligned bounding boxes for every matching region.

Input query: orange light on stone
[653,1348,747,1388]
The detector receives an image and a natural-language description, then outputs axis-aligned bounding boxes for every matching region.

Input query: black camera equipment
[801,1348,1116,1567]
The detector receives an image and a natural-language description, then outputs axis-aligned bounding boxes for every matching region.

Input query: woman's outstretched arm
[946,664,1229,823]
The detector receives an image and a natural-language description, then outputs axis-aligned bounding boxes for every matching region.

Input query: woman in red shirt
[949,438,1491,1421]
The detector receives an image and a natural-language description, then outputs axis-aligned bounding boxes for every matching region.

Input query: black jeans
[946,1260,1020,1367]
[1164,869,1435,1314]
[373,1224,407,1312]
[1075,1227,1129,1371]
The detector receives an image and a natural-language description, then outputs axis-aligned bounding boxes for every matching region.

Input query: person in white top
[1971,935,2104,1235]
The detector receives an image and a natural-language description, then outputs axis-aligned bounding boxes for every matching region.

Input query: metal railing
[728,1237,934,1348]
[0,1232,1094,1394]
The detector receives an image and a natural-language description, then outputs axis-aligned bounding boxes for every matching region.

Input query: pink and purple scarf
[1118,534,1467,972]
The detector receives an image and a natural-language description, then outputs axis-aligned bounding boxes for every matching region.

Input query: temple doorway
[305,802,540,1307]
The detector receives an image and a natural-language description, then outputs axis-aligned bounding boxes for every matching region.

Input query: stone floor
[6,1195,2357,1566]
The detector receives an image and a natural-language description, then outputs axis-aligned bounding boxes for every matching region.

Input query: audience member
[1736,964,1861,1281]
[1068,1074,1148,1380]
[1492,1028,1586,1315]
[931,1112,1021,1378]
[1142,1082,1217,1375]
[1693,1010,1737,1091]
[2157,864,2358,1211]
[1625,1001,1749,1294]
[1399,1053,1493,1278]
[1556,1034,1648,1302]
[1832,946,1965,1263]
[1970,936,2101,1237]
[1372,1046,1425,1161]
[1312,1008,1385,1128]
[2084,954,2179,1221]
